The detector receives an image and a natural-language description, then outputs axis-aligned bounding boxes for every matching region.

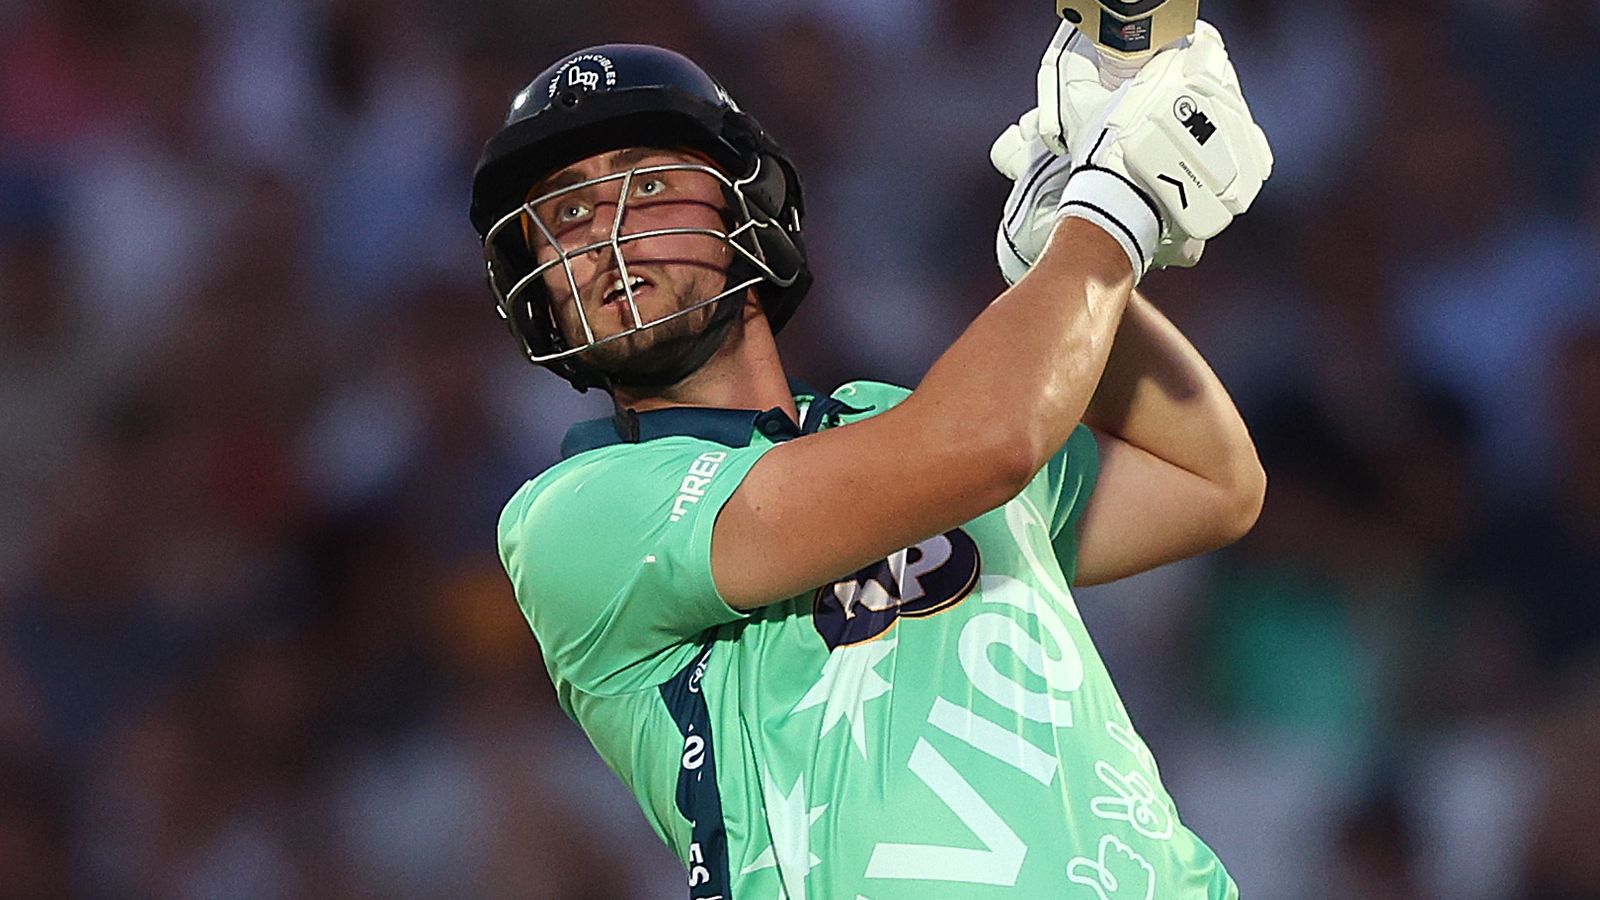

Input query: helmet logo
[548,53,617,99]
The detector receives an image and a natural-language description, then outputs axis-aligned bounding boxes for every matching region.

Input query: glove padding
[993,109,1075,286]
[992,107,1204,285]
[1036,19,1273,242]
[1055,94,1166,279]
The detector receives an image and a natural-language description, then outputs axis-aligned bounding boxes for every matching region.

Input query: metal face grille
[482,159,794,365]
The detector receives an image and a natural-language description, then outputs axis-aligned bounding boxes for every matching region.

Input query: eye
[634,177,667,198]
[556,200,591,224]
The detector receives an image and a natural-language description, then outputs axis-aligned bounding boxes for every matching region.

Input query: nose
[566,205,625,296]
[571,201,623,288]
[559,192,630,296]
[584,197,621,248]
[579,174,634,251]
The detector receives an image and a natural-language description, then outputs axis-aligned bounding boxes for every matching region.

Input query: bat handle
[1095,27,1199,90]
[1099,53,1148,90]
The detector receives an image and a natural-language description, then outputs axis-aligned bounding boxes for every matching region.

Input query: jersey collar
[559,380,869,458]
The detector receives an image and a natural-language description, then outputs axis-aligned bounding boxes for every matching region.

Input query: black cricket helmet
[470,44,811,393]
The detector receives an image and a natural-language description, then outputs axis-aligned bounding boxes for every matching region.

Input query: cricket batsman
[473,1,1272,895]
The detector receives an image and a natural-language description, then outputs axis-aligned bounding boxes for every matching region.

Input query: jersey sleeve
[497,439,769,698]
[1038,424,1102,585]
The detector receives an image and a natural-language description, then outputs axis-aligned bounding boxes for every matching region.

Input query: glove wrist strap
[1056,167,1162,281]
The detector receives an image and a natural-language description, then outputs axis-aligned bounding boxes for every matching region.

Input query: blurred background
[2,0,1598,896]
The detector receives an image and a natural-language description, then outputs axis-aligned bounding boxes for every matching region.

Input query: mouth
[600,274,653,309]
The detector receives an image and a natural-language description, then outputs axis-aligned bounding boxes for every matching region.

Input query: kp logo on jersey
[813,530,981,648]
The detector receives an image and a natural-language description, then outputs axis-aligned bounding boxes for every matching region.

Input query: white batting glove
[993,24,1221,284]
[1036,20,1118,159]
[992,109,1075,286]
[1054,90,1167,280]
[1040,20,1273,248]
[992,106,1204,285]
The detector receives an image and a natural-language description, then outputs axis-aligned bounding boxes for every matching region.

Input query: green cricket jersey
[498,381,1237,899]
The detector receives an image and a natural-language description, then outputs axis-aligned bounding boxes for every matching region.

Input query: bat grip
[1099,53,1148,90]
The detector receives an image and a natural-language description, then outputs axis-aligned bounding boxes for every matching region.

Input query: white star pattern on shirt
[792,639,896,757]
[740,772,829,900]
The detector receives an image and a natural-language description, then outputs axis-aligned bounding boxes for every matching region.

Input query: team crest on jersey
[813,530,981,648]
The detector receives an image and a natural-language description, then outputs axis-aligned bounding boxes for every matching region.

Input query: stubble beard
[573,276,723,379]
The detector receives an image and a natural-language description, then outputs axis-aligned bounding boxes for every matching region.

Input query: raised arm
[712,22,1270,610]
[1071,291,1266,586]
[712,220,1134,608]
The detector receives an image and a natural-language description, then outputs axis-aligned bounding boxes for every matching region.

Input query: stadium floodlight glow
[1056,0,1202,60]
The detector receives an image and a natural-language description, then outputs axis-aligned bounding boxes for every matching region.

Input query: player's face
[521,147,736,370]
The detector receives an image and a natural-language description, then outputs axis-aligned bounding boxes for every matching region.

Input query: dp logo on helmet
[547,53,617,99]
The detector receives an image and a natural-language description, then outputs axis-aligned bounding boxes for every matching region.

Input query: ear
[742,288,767,321]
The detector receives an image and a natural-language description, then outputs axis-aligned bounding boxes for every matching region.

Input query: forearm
[1082,291,1263,497]
[905,218,1134,480]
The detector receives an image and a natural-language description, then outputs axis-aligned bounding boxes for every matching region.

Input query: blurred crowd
[1,0,1597,897]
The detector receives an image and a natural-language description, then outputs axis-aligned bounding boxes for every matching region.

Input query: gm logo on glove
[1173,96,1216,145]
